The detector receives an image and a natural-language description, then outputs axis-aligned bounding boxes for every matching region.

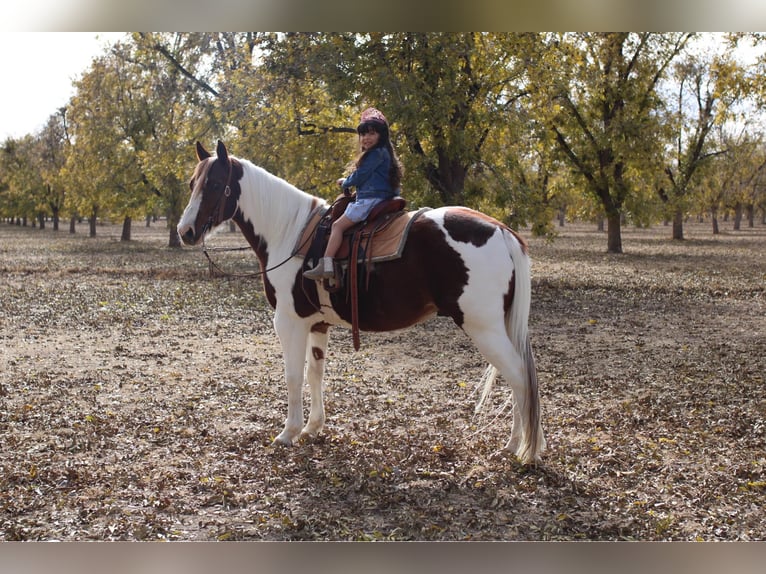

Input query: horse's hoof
[300,423,324,439]
[298,432,313,442]
[504,437,521,454]
[272,434,295,447]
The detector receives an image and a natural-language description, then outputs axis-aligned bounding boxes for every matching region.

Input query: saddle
[298,193,420,350]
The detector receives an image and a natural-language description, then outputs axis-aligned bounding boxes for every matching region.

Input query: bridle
[200,155,235,237]
[197,156,323,279]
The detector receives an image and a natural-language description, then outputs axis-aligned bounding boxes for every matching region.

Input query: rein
[201,235,307,279]
[200,203,329,280]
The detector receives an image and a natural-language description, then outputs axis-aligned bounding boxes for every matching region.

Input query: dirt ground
[0,218,763,541]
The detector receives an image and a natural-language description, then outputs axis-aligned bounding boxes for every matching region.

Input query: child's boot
[303,256,335,280]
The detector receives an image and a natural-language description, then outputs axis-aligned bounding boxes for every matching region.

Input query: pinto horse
[177,140,545,464]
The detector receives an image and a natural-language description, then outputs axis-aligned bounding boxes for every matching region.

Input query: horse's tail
[504,231,542,463]
[476,229,542,464]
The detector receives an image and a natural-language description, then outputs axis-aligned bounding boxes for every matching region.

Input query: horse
[177,140,545,464]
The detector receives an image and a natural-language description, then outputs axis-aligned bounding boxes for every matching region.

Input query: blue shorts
[344,197,386,223]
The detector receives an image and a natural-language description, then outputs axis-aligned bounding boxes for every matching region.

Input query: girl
[304,107,404,280]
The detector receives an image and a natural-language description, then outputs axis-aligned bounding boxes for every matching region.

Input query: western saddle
[303,193,407,350]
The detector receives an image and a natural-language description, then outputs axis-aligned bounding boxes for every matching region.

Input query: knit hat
[358,107,388,128]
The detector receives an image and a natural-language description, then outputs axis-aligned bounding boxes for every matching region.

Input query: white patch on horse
[177,158,212,238]
[315,284,348,327]
[177,194,202,238]
[425,209,516,321]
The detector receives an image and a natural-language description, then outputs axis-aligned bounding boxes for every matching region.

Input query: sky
[0,32,126,141]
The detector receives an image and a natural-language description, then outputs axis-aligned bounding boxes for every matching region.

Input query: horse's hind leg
[301,324,330,438]
[464,323,529,457]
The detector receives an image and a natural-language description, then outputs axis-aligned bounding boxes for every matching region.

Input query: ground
[0,218,763,541]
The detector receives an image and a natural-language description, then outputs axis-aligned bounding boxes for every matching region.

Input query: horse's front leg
[272,311,310,446]
[301,323,330,438]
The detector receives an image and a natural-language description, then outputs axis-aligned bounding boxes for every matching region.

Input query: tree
[659,52,745,240]
[700,129,766,233]
[130,33,221,247]
[65,51,148,238]
[0,136,44,226]
[526,33,694,253]
[37,109,70,231]
[260,33,532,210]
[208,32,356,197]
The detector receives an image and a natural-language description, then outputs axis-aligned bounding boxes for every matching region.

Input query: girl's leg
[324,215,355,258]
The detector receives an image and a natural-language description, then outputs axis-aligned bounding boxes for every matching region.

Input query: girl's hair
[354,122,404,191]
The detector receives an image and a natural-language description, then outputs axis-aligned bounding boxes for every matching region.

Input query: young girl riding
[303,107,404,280]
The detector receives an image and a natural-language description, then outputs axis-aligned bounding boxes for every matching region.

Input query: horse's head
[177,140,242,246]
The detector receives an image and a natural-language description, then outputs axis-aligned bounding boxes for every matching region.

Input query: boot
[303,256,335,280]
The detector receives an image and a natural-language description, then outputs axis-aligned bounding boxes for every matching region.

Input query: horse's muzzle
[179,227,197,246]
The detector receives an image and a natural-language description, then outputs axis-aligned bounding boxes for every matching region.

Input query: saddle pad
[294,205,328,258]
[294,206,430,263]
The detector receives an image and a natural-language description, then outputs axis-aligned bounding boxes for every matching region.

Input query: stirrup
[303,258,335,280]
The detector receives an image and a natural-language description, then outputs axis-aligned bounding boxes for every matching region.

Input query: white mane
[235,157,323,255]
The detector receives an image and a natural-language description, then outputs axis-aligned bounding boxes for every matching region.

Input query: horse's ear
[216,140,229,163]
[196,141,211,161]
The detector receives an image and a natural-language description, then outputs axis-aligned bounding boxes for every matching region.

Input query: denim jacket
[341,147,396,200]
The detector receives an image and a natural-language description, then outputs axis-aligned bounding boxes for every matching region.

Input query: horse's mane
[236,157,321,250]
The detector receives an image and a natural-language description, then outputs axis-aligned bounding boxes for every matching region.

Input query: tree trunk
[168,225,181,248]
[711,207,720,235]
[167,199,182,248]
[733,203,742,231]
[70,216,77,234]
[121,216,132,242]
[672,207,684,241]
[89,209,97,238]
[607,212,623,253]
[38,214,46,230]
[746,204,754,228]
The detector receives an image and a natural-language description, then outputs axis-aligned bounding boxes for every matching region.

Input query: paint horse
[177,140,545,464]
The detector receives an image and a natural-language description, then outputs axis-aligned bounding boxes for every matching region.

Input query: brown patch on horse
[444,207,528,255]
[188,157,212,195]
[293,270,321,318]
[311,322,330,334]
[187,155,245,241]
[504,273,516,315]
[443,207,500,247]
[233,215,277,308]
[289,213,473,332]
[352,215,469,329]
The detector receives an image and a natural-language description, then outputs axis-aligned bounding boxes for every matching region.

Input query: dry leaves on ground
[0,220,763,540]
